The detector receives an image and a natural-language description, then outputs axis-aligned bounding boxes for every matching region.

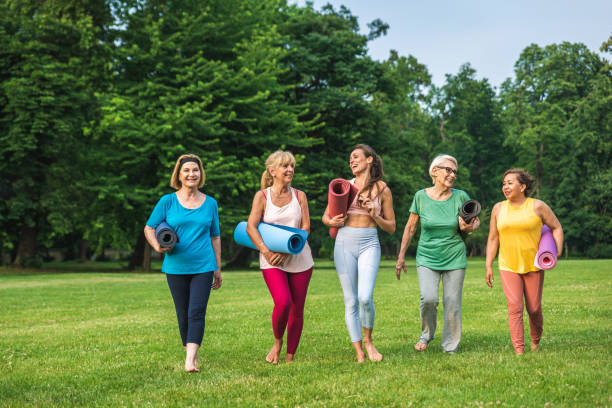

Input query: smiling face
[432,159,457,188]
[270,160,295,185]
[349,149,373,176]
[179,161,201,188]
[502,173,526,200]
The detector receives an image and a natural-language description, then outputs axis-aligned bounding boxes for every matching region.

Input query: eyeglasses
[436,166,457,175]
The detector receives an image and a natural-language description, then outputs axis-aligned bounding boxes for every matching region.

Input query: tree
[500,41,610,255]
[93,0,319,268]
[0,0,111,266]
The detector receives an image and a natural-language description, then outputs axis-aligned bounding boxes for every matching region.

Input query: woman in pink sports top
[322,144,396,362]
[246,151,314,364]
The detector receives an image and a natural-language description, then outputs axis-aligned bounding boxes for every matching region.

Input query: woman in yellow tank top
[485,169,563,355]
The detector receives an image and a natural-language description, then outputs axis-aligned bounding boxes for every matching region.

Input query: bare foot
[351,341,366,363]
[185,346,200,366]
[355,351,366,363]
[266,339,282,364]
[364,340,383,362]
[531,342,540,351]
[185,361,199,372]
[414,341,428,352]
[185,343,200,372]
[285,353,294,363]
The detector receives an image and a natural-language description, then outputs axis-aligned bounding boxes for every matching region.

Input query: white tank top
[259,187,314,273]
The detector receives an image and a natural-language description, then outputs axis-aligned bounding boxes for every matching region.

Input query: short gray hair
[429,154,458,181]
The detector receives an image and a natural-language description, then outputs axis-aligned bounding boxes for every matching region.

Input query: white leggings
[334,227,381,342]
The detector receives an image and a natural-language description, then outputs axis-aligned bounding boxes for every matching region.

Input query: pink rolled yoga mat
[328,178,359,239]
[534,225,557,270]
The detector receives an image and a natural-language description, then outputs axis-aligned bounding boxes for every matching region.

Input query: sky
[293,0,612,89]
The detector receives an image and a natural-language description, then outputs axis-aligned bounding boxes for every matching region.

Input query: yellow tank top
[497,198,542,274]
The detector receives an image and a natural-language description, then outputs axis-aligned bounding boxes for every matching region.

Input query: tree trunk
[13,224,38,267]
[78,239,88,261]
[439,112,446,142]
[128,233,145,270]
[536,142,543,198]
[143,241,151,272]
[224,245,252,269]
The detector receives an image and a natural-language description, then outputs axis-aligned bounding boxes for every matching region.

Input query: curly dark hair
[503,168,535,196]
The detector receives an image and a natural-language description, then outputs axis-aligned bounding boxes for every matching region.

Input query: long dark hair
[353,144,384,198]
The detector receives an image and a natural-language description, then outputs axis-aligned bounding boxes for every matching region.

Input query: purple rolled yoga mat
[534,225,557,270]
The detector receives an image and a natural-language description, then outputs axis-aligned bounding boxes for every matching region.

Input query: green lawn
[0,259,610,407]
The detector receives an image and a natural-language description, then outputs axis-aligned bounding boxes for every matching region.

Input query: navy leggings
[166,272,213,346]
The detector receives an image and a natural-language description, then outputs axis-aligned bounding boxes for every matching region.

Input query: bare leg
[185,343,200,372]
[363,328,383,362]
[352,340,366,362]
[266,338,282,364]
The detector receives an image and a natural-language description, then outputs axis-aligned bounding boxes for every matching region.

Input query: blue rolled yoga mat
[155,222,178,248]
[233,221,308,255]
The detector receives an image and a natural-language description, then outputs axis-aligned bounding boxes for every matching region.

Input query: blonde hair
[260,151,296,189]
[170,154,205,189]
[429,154,458,183]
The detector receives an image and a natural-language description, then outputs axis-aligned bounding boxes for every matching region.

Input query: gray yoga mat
[459,199,481,223]
[155,222,178,248]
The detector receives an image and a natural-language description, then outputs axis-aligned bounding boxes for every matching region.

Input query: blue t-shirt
[146,193,220,274]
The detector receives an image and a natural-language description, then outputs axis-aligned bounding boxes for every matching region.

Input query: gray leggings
[417,265,465,353]
[334,227,380,342]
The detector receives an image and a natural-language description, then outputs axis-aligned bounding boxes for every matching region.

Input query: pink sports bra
[346,179,383,216]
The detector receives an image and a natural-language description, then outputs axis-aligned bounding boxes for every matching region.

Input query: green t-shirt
[409,188,470,270]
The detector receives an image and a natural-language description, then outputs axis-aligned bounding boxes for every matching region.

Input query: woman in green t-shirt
[395,154,480,353]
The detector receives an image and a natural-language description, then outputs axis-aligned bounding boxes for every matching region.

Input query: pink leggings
[262,267,313,354]
[499,270,544,354]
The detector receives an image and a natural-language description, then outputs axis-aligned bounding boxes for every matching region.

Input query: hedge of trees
[1,0,611,268]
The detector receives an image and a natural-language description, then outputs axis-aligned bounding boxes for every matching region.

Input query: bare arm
[395,212,419,280]
[371,185,396,234]
[485,203,501,288]
[211,235,222,289]
[535,200,564,257]
[144,225,172,254]
[246,191,286,266]
[298,191,310,233]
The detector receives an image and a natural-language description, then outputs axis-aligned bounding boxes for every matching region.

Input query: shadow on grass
[0,260,139,275]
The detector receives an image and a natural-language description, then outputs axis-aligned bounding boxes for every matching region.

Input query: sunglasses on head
[436,166,457,175]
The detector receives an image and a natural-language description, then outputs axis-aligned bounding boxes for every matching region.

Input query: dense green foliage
[1,0,611,266]
[0,259,610,406]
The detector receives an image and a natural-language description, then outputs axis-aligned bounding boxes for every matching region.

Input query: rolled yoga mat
[155,222,178,248]
[459,199,482,223]
[328,178,359,239]
[534,225,557,270]
[233,221,308,255]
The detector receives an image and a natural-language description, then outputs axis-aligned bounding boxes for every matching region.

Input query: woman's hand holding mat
[534,225,558,270]
[459,199,482,223]
[234,221,308,255]
[155,222,178,249]
[327,178,359,239]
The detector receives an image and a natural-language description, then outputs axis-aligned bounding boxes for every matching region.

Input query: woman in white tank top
[246,151,314,364]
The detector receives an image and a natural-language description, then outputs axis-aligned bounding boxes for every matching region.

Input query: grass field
[0,258,610,407]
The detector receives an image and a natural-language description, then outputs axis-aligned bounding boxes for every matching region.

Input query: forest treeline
[1,0,611,268]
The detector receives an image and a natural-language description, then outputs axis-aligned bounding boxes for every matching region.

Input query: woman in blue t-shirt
[395,154,479,354]
[144,154,222,372]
